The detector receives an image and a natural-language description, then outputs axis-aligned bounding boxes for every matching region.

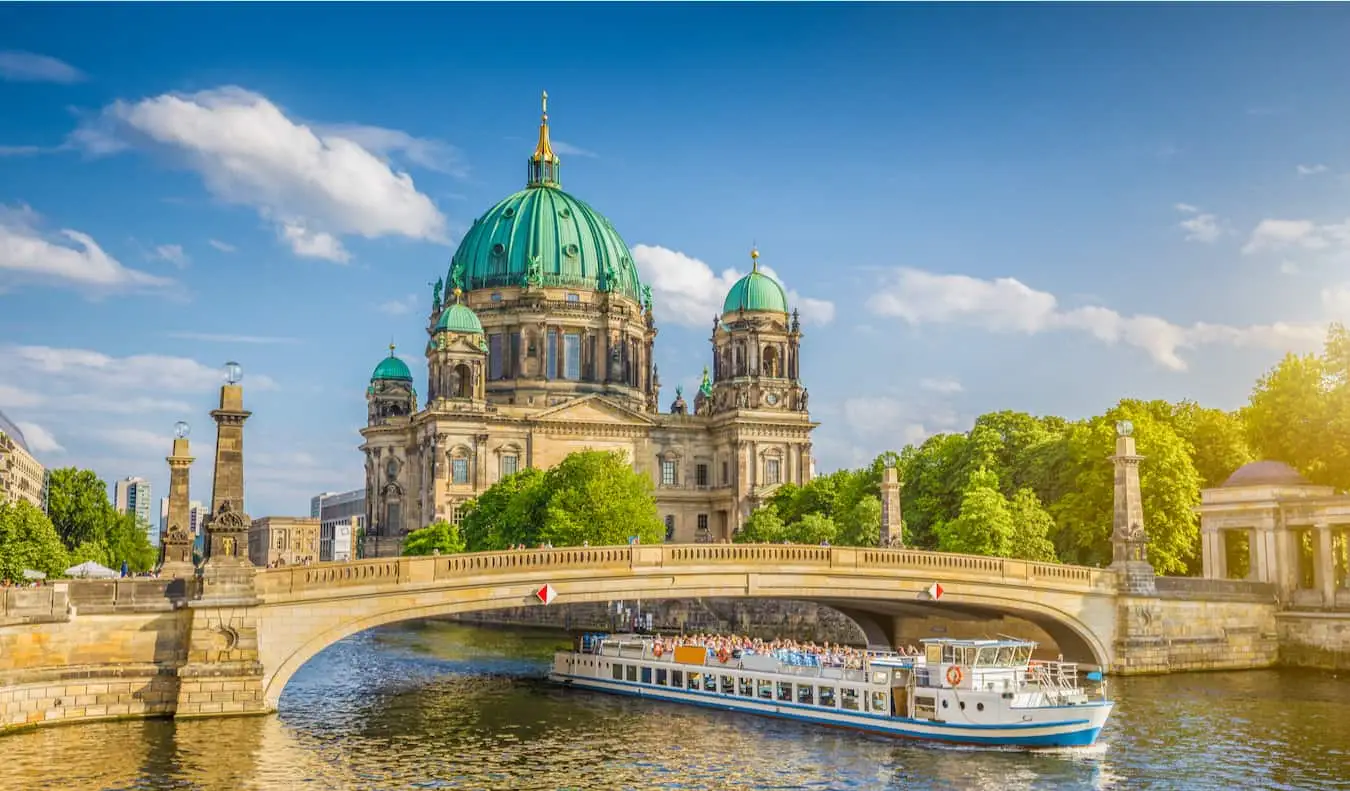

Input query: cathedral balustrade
[254,544,1111,598]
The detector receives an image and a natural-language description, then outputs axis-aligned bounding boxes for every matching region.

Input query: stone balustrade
[254,543,1115,597]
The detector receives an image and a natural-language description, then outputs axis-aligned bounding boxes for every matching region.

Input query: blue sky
[3,4,1350,518]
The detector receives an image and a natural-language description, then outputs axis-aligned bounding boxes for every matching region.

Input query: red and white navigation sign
[925,582,944,601]
[535,583,558,605]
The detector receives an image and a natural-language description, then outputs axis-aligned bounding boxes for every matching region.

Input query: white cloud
[1175,203,1222,243]
[378,294,420,316]
[1297,164,1328,176]
[152,243,189,267]
[866,267,1324,372]
[318,123,466,176]
[0,204,174,293]
[841,395,964,449]
[167,331,298,345]
[552,140,598,158]
[1322,285,1350,318]
[630,244,835,327]
[13,421,63,454]
[919,377,964,395]
[78,87,448,260]
[0,51,83,84]
[208,239,236,253]
[1280,260,1300,275]
[94,427,171,455]
[0,344,278,394]
[279,221,350,262]
[0,384,42,408]
[1242,218,1350,255]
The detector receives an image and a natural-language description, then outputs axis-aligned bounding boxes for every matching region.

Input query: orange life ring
[946,665,964,686]
[717,648,731,664]
[653,644,664,658]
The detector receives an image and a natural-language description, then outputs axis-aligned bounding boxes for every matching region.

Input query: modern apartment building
[0,411,46,510]
[315,488,365,562]
[114,476,154,544]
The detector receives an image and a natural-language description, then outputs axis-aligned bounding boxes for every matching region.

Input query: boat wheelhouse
[549,635,1112,748]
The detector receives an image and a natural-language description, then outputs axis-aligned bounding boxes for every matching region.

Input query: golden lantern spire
[750,246,760,273]
[527,90,561,188]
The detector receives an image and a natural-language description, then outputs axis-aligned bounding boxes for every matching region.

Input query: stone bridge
[1,543,1280,732]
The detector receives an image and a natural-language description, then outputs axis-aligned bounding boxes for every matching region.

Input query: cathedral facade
[359,95,816,551]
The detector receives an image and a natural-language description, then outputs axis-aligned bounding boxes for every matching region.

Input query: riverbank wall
[1277,612,1350,670]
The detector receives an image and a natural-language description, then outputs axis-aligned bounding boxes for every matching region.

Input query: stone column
[880,462,903,547]
[160,431,196,577]
[1317,522,1335,607]
[1109,421,1155,594]
[202,381,252,568]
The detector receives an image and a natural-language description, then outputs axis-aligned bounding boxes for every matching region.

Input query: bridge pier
[173,565,272,719]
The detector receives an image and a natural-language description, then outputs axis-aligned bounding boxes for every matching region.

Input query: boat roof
[919,638,1037,648]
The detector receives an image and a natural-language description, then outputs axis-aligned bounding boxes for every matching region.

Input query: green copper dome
[371,347,413,382]
[723,269,789,315]
[435,301,484,334]
[445,95,643,302]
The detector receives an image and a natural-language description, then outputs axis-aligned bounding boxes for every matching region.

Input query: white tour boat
[549,634,1113,748]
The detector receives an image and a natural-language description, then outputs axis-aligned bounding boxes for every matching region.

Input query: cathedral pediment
[528,394,657,426]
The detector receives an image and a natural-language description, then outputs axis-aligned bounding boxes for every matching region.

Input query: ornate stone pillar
[160,425,196,576]
[202,374,252,571]
[1109,421,1155,594]
[880,461,903,547]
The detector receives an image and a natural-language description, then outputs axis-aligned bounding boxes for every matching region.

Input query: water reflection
[2,621,1349,790]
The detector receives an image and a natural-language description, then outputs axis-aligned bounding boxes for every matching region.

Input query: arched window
[453,363,473,399]
[762,346,780,377]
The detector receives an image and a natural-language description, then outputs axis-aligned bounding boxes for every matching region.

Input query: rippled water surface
[5,621,1350,790]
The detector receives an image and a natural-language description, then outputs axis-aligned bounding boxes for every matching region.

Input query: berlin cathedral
[359,94,817,552]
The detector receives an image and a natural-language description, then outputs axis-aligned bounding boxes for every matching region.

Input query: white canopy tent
[64,560,119,579]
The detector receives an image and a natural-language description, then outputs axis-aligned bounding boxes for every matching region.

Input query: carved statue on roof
[524,255,544,287]
[451,260,466,292]
[432,277,443,310]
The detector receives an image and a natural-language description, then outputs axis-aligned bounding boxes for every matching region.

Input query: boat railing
[1027,660,1083,700]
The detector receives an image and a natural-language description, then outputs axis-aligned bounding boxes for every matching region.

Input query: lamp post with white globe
[161,419,197,576]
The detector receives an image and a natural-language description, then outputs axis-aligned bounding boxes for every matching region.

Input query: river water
[5,621,1350,790]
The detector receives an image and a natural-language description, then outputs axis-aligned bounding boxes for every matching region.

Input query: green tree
[1171,402,1252,489]
[539,451,664,546]
[935,467,1013,556]
[898,433,969,549]
[0,500,69,580]
[1006,488,1058,562]
[790,512,838,545]
[45,467,112,550]
[403,519,467,556]
[734,507,787,543]
[459,467,546,551]
[105,513,158,572]
[836,495,881,547]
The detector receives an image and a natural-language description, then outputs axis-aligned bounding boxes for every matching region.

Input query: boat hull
[548,671,1110,748]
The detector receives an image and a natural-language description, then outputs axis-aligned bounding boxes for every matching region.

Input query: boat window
[797,685,814,705]
[872,671,889,685]
[758,680,774,699]
[704,675,717,692]
[914,695,937,719]
[626,665,638,682]
[641,667,652,684]
[720,676,735,695]
[612,663,623,681]
[738,677,754,697]
[927,644,944,664]
[996,647,1015,666]
[841,688,860,711]
[671,670,683,687]
[687,673,701,691]
[916,669,930,687]
[818,687,836,708]
[656,669,668,686]
[870,690,888,713]
[1015,646,1033,664]
[976,647,997,666]
[776,682,792,702]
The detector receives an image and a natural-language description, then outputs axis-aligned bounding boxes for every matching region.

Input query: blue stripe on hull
[550,673,1105,749]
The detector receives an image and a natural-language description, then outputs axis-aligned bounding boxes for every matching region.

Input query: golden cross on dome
[542,90,548,118]
[452,287,463,301]
[750,245,760,272]
[388,342,396,356]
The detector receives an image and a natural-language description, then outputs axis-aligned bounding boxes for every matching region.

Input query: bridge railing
[255,543,1112,596]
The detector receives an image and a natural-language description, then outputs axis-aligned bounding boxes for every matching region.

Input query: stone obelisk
[201,362,256,594]
[158,421,196,577]
[880,458,903,547]
[1109,420,1156,594]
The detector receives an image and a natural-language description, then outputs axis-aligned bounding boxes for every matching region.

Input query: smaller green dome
[371,346,413,382]
[435,302,484,334]
[723,271,789,315]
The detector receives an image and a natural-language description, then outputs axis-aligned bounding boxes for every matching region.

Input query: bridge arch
[254,545,1119,706]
